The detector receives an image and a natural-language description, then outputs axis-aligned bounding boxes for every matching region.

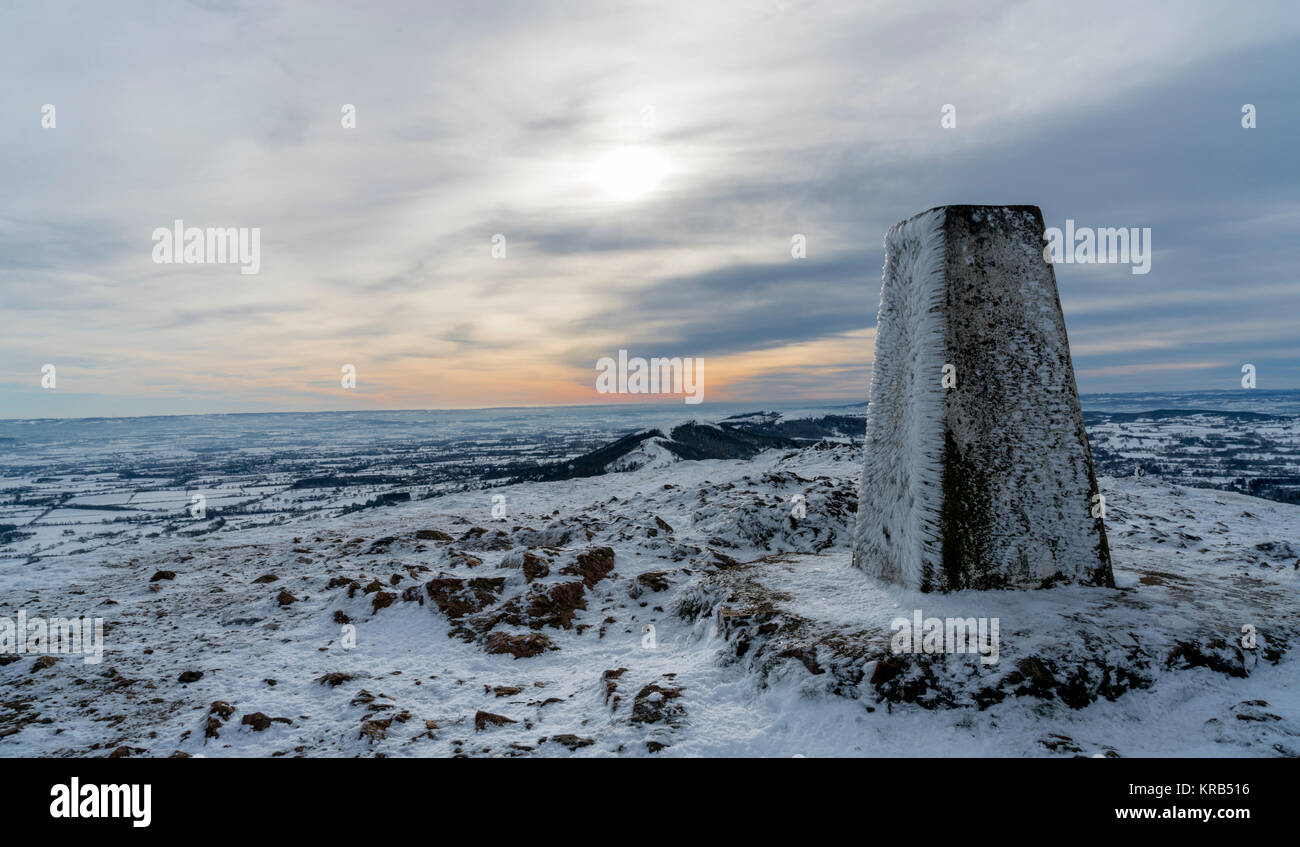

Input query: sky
[2,0,1298,419]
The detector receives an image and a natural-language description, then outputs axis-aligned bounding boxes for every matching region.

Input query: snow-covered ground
[3,438,1296,757]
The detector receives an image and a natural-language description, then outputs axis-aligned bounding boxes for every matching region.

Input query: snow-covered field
[3,431,1297,757]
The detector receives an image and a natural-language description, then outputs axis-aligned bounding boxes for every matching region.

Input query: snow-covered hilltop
[3,427,1297,757]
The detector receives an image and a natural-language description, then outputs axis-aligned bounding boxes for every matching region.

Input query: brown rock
[31,655,58,672]
[870,659,903,685]
[359,718,391,741]
[240,712,289,731]
[780,646,823,675]
[425,577,504,619]
[525,581,587,630]
[449,552,484,568]
[459,527,512,550]
[548,734,594,750]
[637,571,671,592]
[630,683,685,726]
[482,632,553,659]
[474,710,517,731]
[562,547,615,588]
[503,550,551,582]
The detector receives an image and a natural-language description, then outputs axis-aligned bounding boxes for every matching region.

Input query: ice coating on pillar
[853,205,1114,592]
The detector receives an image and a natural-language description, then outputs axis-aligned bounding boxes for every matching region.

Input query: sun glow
[589,145,670,202]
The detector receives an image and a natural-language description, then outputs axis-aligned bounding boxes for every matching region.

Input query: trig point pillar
[852,205,1113,592]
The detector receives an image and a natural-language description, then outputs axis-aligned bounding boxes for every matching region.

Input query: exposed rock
[637,571,671,592]
[630,682,686,726]
[425,576,504,619]
[870,659,903,685]
[522,581,587,630]
[512,524,574,548]
[241,712,291,732]
[241,712,273,731]
[150,570,176,582]
[780,645,823,675]
[547,734,594,750]
[561,547,616,588]
[680,555,1164,712]
[31,656,58,672]
[1039,733,1084,754]
[502,549,550,582]
[459,527,513,551]
[603,667,628,705]
[449,551,484,568]
[474,710,517,731]
[366,536,399,554]
[359,718,391,741]
[1166,639,1248,679]
[482,632,554,659]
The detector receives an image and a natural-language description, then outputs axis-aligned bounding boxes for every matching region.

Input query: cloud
[2,0,1298,417]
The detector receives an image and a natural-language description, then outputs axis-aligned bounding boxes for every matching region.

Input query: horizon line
[3,388,1299,424]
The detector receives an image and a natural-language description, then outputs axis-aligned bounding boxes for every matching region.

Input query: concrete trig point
[853,205,1113,592]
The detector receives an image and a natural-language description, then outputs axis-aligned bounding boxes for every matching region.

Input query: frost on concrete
[854,205,1113,592]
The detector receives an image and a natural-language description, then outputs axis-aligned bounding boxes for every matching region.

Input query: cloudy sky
[2,0,1298,418]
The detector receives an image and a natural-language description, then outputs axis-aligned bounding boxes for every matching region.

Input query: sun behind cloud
[588,145,671,202]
